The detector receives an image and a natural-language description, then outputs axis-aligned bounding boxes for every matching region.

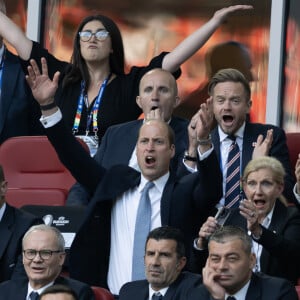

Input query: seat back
[21,205,86,270]
[0,135,88,207]
[91,286,114,300]
[0,136,76,189]
[286,132,300,171]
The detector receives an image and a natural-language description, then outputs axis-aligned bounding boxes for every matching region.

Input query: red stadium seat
[295,285,300,300]
[0,135,88,207]
[286,132,300,172]
[91,286,114,300]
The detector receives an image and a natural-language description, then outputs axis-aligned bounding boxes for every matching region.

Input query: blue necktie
[227,297,236,300]
[224,136,241,208]
[132,181,154,280]
[152,292,163,300]
[29,291,39,300]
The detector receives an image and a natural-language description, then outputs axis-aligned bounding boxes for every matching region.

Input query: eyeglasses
[23,249,63,260]
[78,30,109,42]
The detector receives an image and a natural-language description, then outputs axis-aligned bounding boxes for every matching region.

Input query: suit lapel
[123,120,143,162]
[160,174,176,225]
[0,204,14,258]
[211,128,221,163]
[260,201,286,271]
[246,273,261,300]
[242,123,256,171]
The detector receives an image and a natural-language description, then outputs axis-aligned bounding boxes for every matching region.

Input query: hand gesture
[197,216,218,249]
[252,129,273,159]
[213,5,253,24]
[239,199,261,236]
[26,57,60,106]
[202,259,225,300]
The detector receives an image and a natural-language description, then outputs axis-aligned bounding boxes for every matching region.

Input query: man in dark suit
[186,68,295,206]
[188,226,298,300]
[0,1,42,144]
[0,165,42,283]
[0,224,94,300]
[119,226,202,300]
[66,68,189,205]
[25,57,222,295]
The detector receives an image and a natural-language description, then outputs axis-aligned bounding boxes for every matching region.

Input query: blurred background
[5,0,300,131]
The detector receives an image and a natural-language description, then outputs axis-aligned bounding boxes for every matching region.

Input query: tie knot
[143,181,154,192]
[227,296,236,300]
[29,291,39,300]
[227,135,236,142]
[152,292,163,300]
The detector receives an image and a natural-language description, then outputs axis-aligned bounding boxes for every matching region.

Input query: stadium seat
[286,132,300,172]
[91,286,114,300]
[0,135,88,206]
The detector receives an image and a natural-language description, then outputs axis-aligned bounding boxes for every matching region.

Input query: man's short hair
[146,226,185,258]
[139,120,175,146]
[22,224,65,251]
[208,68,251,101]
[208,225,252,255]
[39,284,78,300]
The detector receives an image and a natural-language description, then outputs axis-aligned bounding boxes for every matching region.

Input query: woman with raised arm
[0,5,252,152]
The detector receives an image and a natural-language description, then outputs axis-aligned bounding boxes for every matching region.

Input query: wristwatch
[183,151,197,162]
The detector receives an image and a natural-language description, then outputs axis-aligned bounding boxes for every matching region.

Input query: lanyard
[73,73,111,137]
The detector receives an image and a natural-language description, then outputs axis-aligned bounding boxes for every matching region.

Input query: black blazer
[119,272,202,300]
[0,204,42,283]
[0,276,95,300]
[0,50,42,144]
[211,122,295,203]
[66,117,189,205]
[44,120,222,287]
[194,201,300,284]
[188,272,298,300]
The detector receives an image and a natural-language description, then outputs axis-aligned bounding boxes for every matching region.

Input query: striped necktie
[224,135,241,208]
[152,292,163,300]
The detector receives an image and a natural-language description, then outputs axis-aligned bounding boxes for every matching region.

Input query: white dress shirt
[107,173,169,295]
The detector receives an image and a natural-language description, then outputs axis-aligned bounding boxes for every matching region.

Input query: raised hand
[252,129,273,159]
[26,57,60,106]
[213,5,253,23]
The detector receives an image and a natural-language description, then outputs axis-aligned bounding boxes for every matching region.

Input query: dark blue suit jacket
[66,116,189,205]
[0,276,95,300]
[119,272,202,300]
[0,203,42,283]
[44,119,222,288]
[188,272,298,300]
[211,122,295,204]
[0,50,42,144]
[194,200,300,284]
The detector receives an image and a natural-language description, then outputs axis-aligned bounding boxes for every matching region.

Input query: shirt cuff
[193,238,206,251]
[39,109,62,128]
[293,184,300,204]
[197,145,214,160]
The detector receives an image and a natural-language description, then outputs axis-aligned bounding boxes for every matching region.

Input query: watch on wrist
[183,151,197,162]
[40,102,56,111]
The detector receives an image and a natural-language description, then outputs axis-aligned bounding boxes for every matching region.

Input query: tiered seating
[0,135,87,207]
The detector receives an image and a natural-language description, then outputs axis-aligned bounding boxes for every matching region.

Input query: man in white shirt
[188,226,298,300]
[25,58,222,295]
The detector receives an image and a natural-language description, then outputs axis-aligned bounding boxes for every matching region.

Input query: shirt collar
[27,281,54,299]
[225,279,250,300]
[149,285,169,298]
[139,173,169,194]
[218,122,246,143]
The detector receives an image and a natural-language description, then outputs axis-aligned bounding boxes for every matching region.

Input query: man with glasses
[0,224,94,300]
